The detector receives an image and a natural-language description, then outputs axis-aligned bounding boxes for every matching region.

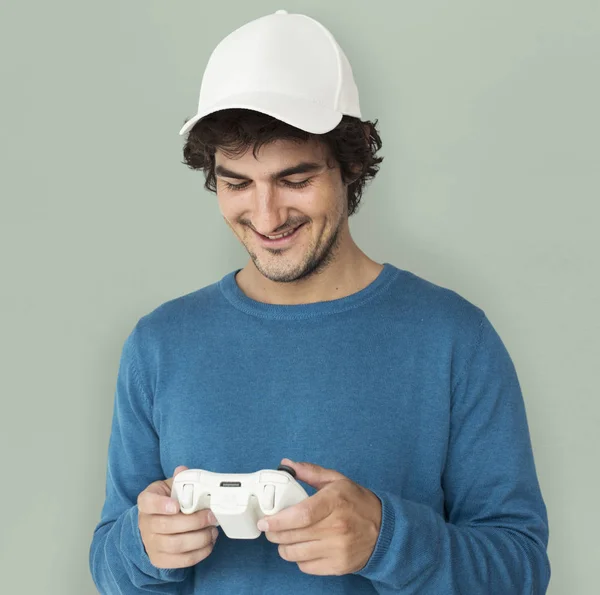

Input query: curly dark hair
[181,109,384,217]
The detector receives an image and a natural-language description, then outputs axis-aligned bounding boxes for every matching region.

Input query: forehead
[214,137,330,169]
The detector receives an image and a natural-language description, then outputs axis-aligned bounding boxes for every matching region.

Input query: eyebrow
[214,161,324,181]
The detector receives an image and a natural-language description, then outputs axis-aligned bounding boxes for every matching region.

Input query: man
[89,9,551,594]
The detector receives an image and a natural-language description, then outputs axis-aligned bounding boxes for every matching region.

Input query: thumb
[164,465,189,489]
[280,458,346,490]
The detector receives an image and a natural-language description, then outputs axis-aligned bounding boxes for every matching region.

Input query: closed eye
[223,179,313,191]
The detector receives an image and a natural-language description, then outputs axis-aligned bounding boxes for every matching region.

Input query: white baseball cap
[179,9,362,136]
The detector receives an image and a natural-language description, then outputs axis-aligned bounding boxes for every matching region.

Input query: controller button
[263,484,276,510]
[277,464,297,478]
[181,484,194,509]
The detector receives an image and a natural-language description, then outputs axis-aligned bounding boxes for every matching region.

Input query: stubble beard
[244,212,345,284]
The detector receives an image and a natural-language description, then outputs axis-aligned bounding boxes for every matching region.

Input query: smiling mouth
[261,225,301,239]
[253,222,306,245]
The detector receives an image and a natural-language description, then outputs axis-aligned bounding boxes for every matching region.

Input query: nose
[251,185,290,236]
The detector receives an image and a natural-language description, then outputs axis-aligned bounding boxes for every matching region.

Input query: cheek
[301,190,340,218]
[216,195,226,217]
[216,197,240,222]
[218,206,238,232]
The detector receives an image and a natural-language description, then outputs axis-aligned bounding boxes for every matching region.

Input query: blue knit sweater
[89,263,550,593]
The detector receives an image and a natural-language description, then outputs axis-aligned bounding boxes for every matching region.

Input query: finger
[150,543,216,570]
[157,527,219,555]
[265,522,328,545]
[278,540,327,564]
[148,508,217,535]
[138,489,180,515]
[260,491,333,532]
[296,558,331,576]
[164,465,189,489]
[281,459,346,490]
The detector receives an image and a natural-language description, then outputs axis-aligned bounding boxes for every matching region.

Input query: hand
[137,465,219,569]
[258,459,382,576]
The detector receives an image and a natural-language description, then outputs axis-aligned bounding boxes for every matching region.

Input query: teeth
[265,226,300,240]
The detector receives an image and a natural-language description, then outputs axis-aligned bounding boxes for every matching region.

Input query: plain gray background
[1,1,598,593]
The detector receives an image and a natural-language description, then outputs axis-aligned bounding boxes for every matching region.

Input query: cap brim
[178,91,345,136]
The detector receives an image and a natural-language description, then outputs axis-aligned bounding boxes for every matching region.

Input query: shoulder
[386,265,486,337]
[128,274,227,352]
[387,265,501,393]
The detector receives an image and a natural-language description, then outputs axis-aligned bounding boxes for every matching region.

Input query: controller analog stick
[277,464,296,478]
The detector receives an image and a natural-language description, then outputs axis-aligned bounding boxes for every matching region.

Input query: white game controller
[170,465,309,539]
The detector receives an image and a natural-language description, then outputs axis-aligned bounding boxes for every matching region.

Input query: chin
[253,260,307,283]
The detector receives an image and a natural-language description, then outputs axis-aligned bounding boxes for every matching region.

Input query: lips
[260,224,302,239]
[254,223,306,246]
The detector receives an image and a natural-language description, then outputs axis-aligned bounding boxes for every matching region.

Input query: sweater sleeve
[354,313,551,594]
[89,323,191,593]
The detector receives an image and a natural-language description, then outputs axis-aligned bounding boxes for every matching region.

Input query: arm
[355,313,551,594]
[89,322,191,593]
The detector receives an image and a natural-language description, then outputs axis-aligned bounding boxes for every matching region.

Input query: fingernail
[211,527,219,541]
[166,501,177,513]
[257,519,269,532]
[208,511,218,525]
